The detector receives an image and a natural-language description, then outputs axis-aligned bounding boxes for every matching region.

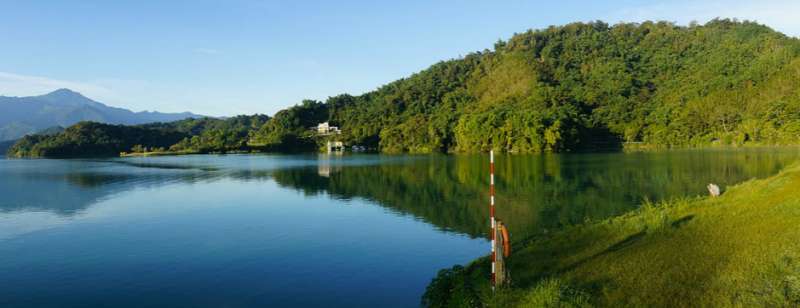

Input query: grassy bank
[424,163,800,307]
[622,142,800,153]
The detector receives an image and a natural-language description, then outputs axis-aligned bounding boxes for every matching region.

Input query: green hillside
[7,115,269,158]
[322,19,800,153]
[10,19,800,157]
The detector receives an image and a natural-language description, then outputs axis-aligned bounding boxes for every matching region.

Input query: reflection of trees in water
[0,164,220,215]
[1,150,798,239]
[271,150,799,240]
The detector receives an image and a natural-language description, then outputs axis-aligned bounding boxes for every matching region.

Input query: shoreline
[423,162,800,306]
[69,144,800,159]
[119,151,199,157]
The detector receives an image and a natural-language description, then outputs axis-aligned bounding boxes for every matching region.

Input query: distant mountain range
[0,89,203,141]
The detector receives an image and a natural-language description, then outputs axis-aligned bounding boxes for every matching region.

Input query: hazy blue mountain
[0,139,15,155]
[0,126,63,156]
[0,89,203,141]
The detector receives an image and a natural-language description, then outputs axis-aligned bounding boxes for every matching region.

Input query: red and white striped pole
[489,150,496,290]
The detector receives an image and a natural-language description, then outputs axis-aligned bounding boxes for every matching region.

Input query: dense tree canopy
[248,100,327,151]
[7,115,270,157]
[329,19,800,153]
[7,122,188,158]
[166,115,270,153]
[10,19,800,157]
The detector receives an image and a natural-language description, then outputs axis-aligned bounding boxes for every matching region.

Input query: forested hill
[10,19,800,157]
[325,19,800,153]
[7,116,270,158]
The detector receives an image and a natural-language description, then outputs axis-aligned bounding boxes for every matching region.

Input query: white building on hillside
[316,122,341,135]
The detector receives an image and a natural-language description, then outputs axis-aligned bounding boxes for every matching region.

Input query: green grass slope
[425,163,800,307]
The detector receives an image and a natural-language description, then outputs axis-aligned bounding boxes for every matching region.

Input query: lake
[1,148,798,307]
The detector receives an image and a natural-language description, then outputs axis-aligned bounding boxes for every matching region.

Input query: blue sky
[1,0,799,116]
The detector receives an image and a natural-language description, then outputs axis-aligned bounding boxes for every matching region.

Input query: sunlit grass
[425,163,800,307]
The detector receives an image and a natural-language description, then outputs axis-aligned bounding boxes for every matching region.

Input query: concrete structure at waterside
[326,141,344,153]
[315,122,346,153]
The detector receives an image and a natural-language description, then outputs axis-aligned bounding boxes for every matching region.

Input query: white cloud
[0,71,116,100]
[0,72,168,112]
[611,0,800,37]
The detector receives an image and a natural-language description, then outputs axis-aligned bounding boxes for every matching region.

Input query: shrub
[518,279,591,307]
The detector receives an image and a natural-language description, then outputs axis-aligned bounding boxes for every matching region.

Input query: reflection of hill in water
[0,160,220,215]
[1,150,798,239]
[269,151,800,239]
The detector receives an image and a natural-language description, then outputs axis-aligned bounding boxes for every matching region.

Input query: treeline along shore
[8,19,800,158]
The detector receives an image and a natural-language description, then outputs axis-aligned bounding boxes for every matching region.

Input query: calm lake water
[1,148,798,307]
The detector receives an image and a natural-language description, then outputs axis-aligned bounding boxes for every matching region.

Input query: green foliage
[517,279,591,308]
[11,19,800,156]
[325,19,800,152]
[427,161,800,306]
[8,115,270,158]
[422,265,480,308]
[787,275,800,304]
[7,122,187,158]
[248,100,324,152]
[168,115,270,153]
[637,198,673,234]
